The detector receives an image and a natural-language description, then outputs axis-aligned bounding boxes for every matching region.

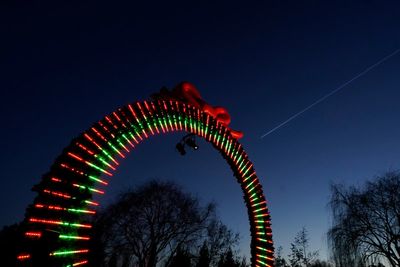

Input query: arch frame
[18,99,274,267]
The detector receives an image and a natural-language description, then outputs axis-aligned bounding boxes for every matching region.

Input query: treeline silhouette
[88,180,247,267]
[1,171,399,266]
[275,171,400,267]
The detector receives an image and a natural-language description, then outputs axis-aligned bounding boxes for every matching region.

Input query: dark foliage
[196,242,211,267]
[328,171,400,267]
[91,180,239,267]
[0,223,22,267]
[170,246,192,267]
[275,246,289,267]
[288,227,319,267]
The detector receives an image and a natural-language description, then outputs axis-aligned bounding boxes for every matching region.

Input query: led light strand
[25,231,42,238]
[83,133,119,165]
[72,183,104,194]
[128,104,148,139]
[88,175,108,185]
[59,235,90,240]
[76,141,117,170]
[50,249,89,256]
[84,200,99,206]
[17,254,31,260]
[64,260,89,267]
[29,218,92,228]
[137,102,155,135]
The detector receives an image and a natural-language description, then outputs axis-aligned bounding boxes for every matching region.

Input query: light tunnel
[18,98,274,267]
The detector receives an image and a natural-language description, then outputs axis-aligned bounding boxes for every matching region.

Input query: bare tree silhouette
[328,171,400,267]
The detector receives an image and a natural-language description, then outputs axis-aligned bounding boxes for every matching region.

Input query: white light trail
[261,48,400,139]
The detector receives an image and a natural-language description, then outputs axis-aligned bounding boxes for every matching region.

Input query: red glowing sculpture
[152,81,244,139]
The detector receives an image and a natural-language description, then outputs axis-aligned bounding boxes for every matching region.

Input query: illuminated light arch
[18,84,274,267]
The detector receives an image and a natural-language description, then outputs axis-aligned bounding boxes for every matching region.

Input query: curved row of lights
[18,99,274,267]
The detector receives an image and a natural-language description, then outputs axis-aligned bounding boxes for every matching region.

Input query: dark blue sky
[1,0,400,261]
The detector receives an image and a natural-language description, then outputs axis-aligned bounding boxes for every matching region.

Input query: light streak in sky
[260,48,400,139]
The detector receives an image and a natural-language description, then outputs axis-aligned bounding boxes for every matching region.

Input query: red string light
[25,232,42,238]
[73,260,89,266]
[17,254,31,260]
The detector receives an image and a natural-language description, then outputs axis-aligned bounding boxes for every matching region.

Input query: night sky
[1,0,400,261]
